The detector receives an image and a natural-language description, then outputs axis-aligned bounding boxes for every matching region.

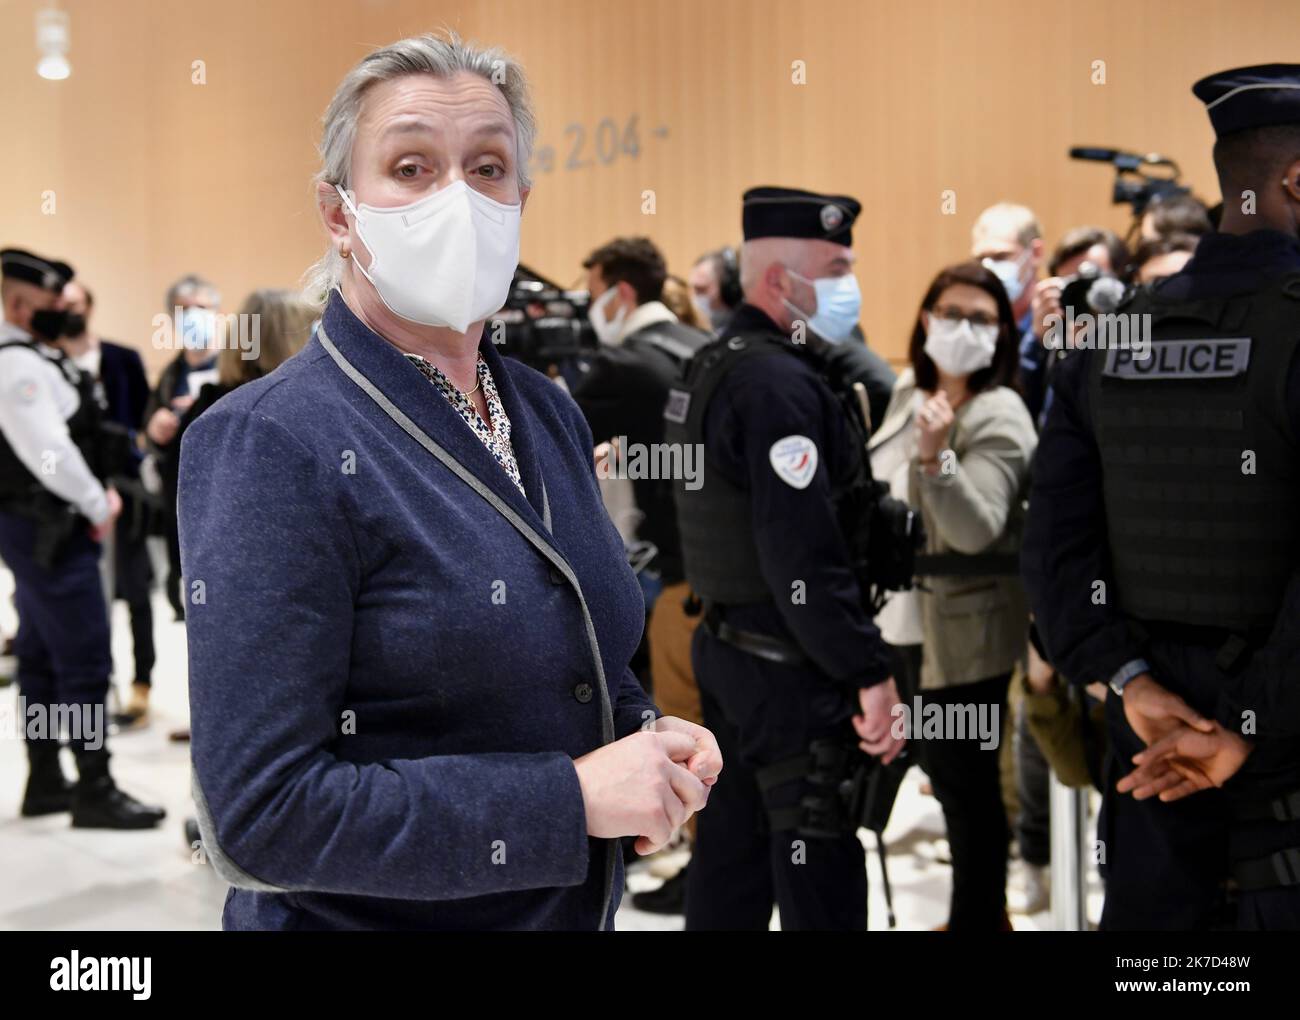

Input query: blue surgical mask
[982,252,1030,304]
[180,306,217,351]
[785,269,862,342]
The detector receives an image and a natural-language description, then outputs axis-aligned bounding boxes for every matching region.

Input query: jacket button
[573,682,594,704]
[548,566,565,585]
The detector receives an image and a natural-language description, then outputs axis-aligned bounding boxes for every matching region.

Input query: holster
[756,736,908,839]
[0,490,83,569]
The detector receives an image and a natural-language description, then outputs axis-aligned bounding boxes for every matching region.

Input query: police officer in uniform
[667,188,906,930]
[0,248,164,828]
[1022,66,1300,929]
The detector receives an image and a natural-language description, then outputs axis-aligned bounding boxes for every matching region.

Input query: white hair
[166,273,220,310]
[303,31,536,303]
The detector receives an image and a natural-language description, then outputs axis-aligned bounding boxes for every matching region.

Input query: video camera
[492,264,598,372]
[1069,146,1191,219]
[1058,261,1127,318]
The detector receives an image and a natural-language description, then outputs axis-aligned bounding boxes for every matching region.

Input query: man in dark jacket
[824,325,896,433]
[573,238,711,913]
[1022,64,1300,930]
[62,281,157,726]
[574,238,710,601]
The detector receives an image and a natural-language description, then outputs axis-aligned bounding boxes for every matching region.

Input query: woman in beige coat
[875,260,1036,930]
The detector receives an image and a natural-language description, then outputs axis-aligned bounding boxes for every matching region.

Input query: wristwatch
[1108,658,1150,697]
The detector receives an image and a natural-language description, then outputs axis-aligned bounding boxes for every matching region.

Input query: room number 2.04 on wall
[527,115,668,176]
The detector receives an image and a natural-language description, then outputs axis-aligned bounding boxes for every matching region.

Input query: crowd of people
[556,191,1211,928]
[0,264,317,827]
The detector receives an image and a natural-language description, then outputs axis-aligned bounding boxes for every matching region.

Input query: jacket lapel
[319,292,553,541]
[477,339,555,531]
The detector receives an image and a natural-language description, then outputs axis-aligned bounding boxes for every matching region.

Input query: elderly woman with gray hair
[179,32,720,931]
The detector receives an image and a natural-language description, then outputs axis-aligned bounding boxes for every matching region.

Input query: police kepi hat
[742,186,861,246]
[1193,64,1300,137]
[0,248,74,292]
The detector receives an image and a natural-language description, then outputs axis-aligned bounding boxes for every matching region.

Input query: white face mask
[588,286,628,345]
[923,316,999,377]
[336,180,521,333]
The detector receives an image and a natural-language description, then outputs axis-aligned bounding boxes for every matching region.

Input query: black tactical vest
[664,331,872,605]
[608,319,710,585]
[0,340,104,508]
[1088,274,1300,632]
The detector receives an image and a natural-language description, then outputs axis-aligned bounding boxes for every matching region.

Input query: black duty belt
[701,604,808,666]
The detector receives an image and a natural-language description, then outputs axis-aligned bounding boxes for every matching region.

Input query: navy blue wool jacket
[179,291,656,930]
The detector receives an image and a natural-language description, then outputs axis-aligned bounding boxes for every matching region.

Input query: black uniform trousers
[916,672,1011,929]
[1099,641,1300,931]
[113,494,155,686]
[0,512,111,752]
[685,624,867,930]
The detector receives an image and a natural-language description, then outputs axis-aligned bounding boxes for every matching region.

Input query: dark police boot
[21,741,74,817]
[70,747,166,830]
[631,866,689,915]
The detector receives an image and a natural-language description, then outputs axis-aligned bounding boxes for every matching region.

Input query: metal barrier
[1048,772,1089,930]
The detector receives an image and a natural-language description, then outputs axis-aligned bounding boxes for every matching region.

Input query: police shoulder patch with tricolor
[769,434,818,489]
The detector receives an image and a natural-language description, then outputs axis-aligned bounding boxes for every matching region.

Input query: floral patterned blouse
[405,352,526,496]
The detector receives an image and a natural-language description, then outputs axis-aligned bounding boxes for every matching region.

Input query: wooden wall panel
[0,0,1293,373]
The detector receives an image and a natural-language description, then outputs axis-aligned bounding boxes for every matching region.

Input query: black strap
[1215,633,1251,674]
[755,757,811,832]
[755,754,812,795]
[678,333,795,443]
[628,321,708,366]
[1235,788,1300,823]
[766,807,804,831]
[1233,846,1300,891]
[0,339,84,388]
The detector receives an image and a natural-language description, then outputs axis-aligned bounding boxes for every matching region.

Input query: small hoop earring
[340,246,350,260]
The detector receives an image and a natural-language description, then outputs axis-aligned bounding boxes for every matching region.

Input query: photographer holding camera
[1023,227,1130,428]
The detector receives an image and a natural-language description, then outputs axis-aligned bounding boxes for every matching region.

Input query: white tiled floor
[0,556,1103,931]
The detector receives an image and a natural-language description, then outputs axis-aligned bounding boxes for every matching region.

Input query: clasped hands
[1115,674,1252,802]
[574,715,722,856]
